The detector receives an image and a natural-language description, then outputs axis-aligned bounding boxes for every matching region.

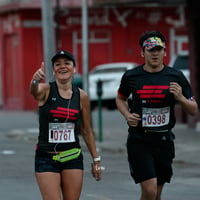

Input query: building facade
[0,1,189,110]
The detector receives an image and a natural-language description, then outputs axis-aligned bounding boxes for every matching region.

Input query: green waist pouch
[52,148,81,163]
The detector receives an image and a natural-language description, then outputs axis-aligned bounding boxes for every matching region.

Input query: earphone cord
[54,97,71,154]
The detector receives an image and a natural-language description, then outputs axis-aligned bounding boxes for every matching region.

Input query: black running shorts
[126,133,175,185]
[35,150,84,173]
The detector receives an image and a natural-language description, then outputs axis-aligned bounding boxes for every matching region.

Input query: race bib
[48,122,75,143]
[142,107,170,127]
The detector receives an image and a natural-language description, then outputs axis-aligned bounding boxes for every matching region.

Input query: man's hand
[126,113,141,127]
[169,82,183,101]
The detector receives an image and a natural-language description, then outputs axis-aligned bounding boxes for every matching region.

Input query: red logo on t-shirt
[137,85,169,103]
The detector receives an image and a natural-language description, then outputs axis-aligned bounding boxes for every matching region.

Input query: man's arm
[169,82,198,115]
[116,95,141,127]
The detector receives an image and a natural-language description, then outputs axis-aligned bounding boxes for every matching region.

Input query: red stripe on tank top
[50,110,75,116]
[57,107,79,113]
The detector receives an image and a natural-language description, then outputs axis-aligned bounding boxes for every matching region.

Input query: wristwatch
[93,156,101,162]
[32,79,39,85]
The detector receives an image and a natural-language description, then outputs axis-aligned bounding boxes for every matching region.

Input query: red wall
[0,13,23,109]
[0,6,189,110]
[57,6,188,72]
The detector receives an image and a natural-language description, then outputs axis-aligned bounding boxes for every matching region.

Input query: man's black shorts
[126,132,175,185]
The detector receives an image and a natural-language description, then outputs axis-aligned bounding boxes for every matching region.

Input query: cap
[142,37,165,50]
[51,50,76,66]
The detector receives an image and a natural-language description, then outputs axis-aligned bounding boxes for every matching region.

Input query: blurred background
[0,2,200,199]
[0,0,199,126]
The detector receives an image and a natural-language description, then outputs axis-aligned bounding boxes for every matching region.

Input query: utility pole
[41,0,56,82]
[82,0,89,94]
[55,0,62,51]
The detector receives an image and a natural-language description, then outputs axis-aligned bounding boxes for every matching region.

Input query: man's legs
[140,178,164,200]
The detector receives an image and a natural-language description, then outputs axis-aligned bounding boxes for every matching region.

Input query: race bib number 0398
[48,122,75,143]
[142,107,170,127]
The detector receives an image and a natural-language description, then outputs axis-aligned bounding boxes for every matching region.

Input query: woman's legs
[35,169,84,200]
[35,172,61,200]
[61,169,84,200]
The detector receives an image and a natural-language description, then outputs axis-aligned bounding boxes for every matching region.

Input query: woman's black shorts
[126,132,175,185]
[35,150,84,173]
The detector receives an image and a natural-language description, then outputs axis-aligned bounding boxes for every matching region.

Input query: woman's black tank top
[37,82,81,152]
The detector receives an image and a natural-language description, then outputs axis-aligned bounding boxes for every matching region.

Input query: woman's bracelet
[93,156,101,162]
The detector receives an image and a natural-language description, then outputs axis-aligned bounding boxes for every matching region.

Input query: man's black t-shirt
[118,65,194,133]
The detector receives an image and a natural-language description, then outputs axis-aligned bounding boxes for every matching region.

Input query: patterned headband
[143,37,165,50]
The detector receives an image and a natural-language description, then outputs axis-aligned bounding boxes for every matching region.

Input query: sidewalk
[0,110,200,166]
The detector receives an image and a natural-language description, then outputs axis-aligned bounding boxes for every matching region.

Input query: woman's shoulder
[78,88,90,111]
[79,88,88,99]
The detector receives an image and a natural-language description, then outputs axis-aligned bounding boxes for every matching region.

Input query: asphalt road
[0,110,199,200]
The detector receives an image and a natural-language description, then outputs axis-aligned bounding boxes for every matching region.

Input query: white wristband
[93,156,101,162]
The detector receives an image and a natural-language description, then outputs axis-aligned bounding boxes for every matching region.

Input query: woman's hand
[32,62,46,82]
[91,162,101,181]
